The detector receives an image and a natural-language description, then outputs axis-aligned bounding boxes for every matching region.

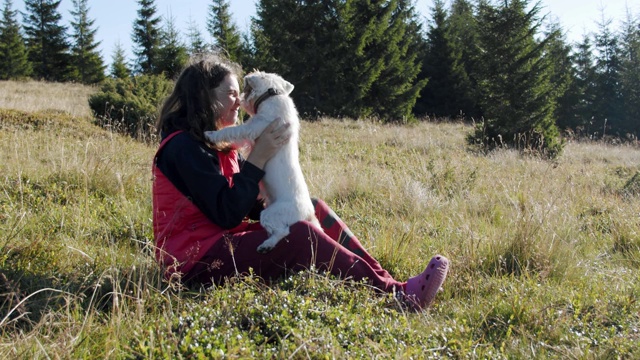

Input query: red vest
[152,131,249,277]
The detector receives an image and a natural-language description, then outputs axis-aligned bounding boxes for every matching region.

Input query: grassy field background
[0,80,639,358]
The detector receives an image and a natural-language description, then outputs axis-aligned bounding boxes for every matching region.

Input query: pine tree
[132,0,161,75]
[110,41,130,79]
[619,9,640,137]
[156,14,188,79]
[0,0,30,79]
[238,30,257,71]
[592,14,623,137]
[23,0,71,81]
[554,33,587,134]
[417,0,473,119]
[543,20,573,132]
[418,0,451,118]
[186,16,207,55]
[207,0,243,63]
[246,13,278,72]
[447,0,481,118]
[566,35,599,135]
[364,0,427,121]
[252,0,426,120]
[327,0,373,117]
[69,0,105,84]
[253,0,347,116]
[340,0,425,119]
[471,0,562,157]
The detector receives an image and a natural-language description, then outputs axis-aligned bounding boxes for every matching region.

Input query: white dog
[204,71,321,253]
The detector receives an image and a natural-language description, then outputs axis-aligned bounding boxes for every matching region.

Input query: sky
[16,0,639,67]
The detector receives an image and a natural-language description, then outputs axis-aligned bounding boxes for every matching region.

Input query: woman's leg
[312,198,393,278]
[313,198,450,309]
[186,200,451,309]
[186,220,404,293]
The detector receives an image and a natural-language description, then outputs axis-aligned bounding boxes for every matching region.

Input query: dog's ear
[243,75,255,96]
[280,78,294,95]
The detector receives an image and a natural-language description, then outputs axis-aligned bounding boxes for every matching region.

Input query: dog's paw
[256,244,274,253]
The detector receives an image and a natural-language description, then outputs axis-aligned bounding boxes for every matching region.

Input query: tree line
[1,0,639,155]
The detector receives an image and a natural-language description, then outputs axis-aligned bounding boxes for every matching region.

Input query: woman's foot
[404,255,449,310]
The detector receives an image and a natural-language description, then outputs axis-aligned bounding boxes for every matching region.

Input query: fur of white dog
[204,71,321,253]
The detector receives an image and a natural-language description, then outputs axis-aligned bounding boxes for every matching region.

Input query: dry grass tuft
[0,80,96,118]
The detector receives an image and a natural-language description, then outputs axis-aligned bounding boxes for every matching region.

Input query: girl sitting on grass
[151,54,449,309]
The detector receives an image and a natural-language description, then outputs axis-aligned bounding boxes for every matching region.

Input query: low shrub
[89,75,173,140]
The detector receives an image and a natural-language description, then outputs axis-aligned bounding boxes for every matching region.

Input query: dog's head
[241,71,294,115]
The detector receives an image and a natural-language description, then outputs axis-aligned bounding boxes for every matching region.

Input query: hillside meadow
[0,80,638,358]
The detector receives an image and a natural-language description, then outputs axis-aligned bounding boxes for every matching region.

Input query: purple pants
[185,199,405,293]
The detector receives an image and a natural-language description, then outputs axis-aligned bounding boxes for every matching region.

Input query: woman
[152,54,449,309]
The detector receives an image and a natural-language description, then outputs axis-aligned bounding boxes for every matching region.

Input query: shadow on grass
[0,263,164,334]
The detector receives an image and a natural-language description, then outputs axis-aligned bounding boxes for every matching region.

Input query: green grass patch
[0,93,639,358]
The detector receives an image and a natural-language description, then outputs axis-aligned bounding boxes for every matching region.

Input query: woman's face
[214,74,241,128]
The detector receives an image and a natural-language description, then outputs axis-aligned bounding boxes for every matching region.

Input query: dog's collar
[253,88,281,114]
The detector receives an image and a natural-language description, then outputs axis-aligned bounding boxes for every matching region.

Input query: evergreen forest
[2,0,639,155]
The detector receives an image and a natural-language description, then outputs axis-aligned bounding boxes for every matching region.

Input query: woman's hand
[246,117,291,169]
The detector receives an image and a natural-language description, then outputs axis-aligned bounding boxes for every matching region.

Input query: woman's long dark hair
[156,54,242,146]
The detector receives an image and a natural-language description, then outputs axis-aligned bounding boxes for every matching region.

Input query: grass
[0,79,96,118]
[0,79,638,358]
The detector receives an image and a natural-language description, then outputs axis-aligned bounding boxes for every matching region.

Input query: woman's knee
[289,220,325,240]
[311,197,329,212]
